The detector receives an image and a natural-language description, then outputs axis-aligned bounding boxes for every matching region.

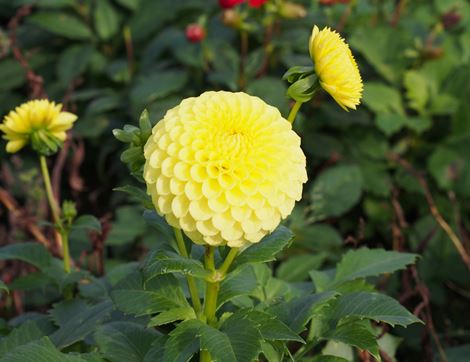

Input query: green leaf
[29,12,93,40]
[324,320,379,360]
[164,320,237,362]
[94,322,161,362]
[311,356,350,362]
[334,248,418,284]
[0,337,86,362]
[143,210,173,241]
[310,164,363,221]
[234,310,303,343]
[148,307,196,327]
[144,251,210,280]
[0,243,52,270]
[362,82,404,115]
[0,59,25,91]
[57,45,93,85]
[115,0,140,10]
[220,314,262,362]
[112,272,189,316]
[268,292,338,333]
[404,70,429,114]
[72,215,102,233]
[113,185,153,209]
[0,321,44,358]
[107,206,146,245]
[218,265,257,308]
[375,113,406,136]
[232,226,294,269]
[131,71,188,104]
[332,292,422,327]
[50,300,113,348]
[277,253,328,282]
[94,0,120,40]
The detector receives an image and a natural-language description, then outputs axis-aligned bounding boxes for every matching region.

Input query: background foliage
[1,0,470,361]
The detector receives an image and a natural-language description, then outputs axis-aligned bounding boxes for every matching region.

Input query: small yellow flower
[144,91,307,248]
[309,25,363,110]
[0,99,77,154]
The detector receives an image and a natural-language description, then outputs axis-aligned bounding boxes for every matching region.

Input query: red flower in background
[185,24,206,43]
[248,0,268,7]
[218,0,245,8]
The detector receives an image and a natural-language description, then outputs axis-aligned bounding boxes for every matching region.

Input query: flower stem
[200,246,239,362]
[287,100,303,124]
[219,248,239,275]
[173,228,202,314]
[39,155,71,275]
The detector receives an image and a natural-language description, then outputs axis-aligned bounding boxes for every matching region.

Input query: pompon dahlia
[0,99,77,154]
[309,25,363,110]
[143,91,307,248]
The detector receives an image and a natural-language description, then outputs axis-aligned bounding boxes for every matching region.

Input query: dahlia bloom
[309,25,363,110]
[143,91,307,248]
[0,99,77,154]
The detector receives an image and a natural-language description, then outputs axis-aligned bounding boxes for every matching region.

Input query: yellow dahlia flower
[143,91,307,248]
[0,99,77,154]
[309,25,363,110]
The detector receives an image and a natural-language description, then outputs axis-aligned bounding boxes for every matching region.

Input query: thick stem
[39,155,71,275]
[173,228,203,314]
[287,100,303,124]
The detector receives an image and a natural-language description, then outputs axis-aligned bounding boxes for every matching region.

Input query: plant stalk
[173,228,203,314]
[39,155,71,274]
[287,100,302,124]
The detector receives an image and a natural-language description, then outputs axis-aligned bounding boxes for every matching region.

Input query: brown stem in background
[0,187,50,249]
[388,153,470,270]
[391,0,408,28]
[337,2,353,32]
[8,5,47,99]
[256,22,274,78]
[238,30,249,90]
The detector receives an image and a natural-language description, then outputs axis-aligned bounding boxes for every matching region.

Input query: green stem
[39,155,71,276]
[219,248,239,275]
[173,228,202,314]
[287,100,303,124]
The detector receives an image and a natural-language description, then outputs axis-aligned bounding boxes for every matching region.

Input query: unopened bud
[222,9,242,28]
[280,2,307,19]
[185,23,206,43]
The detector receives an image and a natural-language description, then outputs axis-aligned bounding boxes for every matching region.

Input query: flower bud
[62,200,77,223]
[248,0,268,8]
[279,2,307,19]
[441,10,461,30]
[218,0,244,9]
[185,23,206,43]
[222,9,242,28]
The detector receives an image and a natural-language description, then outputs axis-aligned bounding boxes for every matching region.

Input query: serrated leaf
[1,337,85,362]
[310,164,363,221]
[312,356,350,362]
[0,243,52,270]
[324,320,379,360]
[148,307,196,327]
[232,226,294,269]
[334,248,418,285]
[332,292,422,327]
[72,215,102,233]
[94,322,161,362]
[218,265,257,308]
[277,253,328,282]
[144,251,210,280]
[112,272,189,316]
[220,314,262,362]
[268,291,338,333]
[50,300,113,348]
[114,185,153,209]
[234,310,303,343]
[0,321,44,358]
[29,12,93,40]
[164,320,237,362]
